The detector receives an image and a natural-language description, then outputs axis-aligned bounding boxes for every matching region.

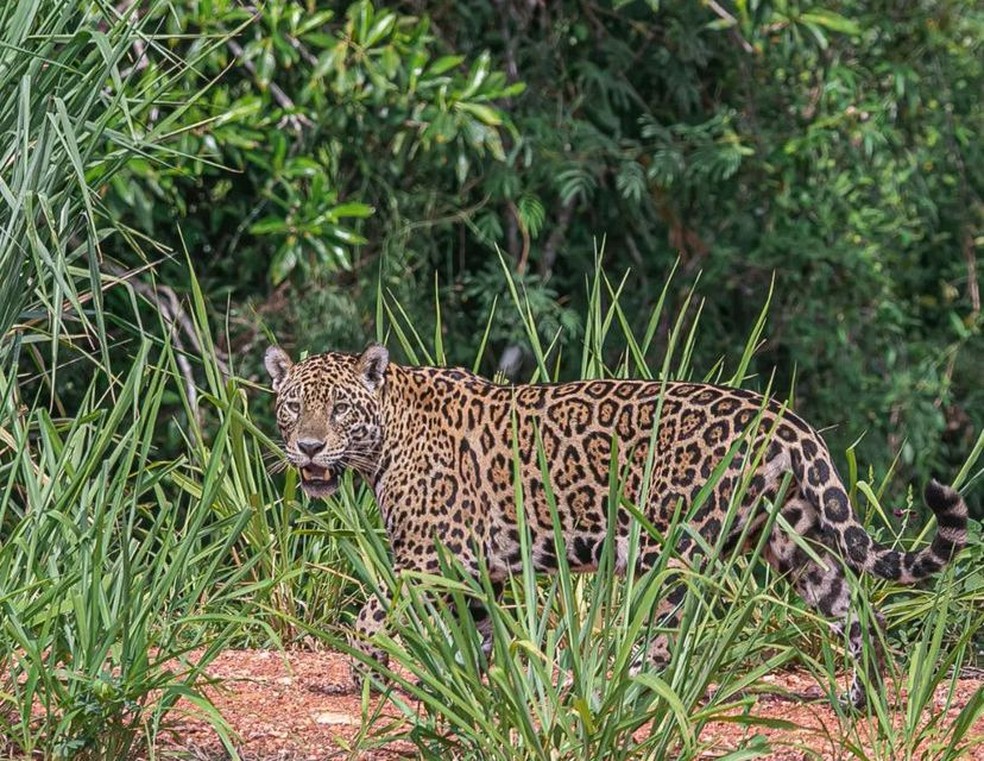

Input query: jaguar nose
[296,438,325,457]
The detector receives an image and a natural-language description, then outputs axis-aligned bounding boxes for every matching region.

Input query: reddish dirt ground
[161,649,984,760]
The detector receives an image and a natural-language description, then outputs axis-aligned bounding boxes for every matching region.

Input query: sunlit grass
[0,2,275,757]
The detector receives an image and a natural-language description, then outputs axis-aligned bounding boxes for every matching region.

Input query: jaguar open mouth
[299,464,340,497]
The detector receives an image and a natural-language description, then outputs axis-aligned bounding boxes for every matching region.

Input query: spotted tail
[813,478,967,584]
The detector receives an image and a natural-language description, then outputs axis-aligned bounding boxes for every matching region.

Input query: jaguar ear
[264,345,294,391]
[357,344,389,392]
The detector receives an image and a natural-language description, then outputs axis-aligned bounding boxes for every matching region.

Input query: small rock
[313,711,355,725]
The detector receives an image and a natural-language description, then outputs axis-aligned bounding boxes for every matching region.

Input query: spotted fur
[264,344,967,705]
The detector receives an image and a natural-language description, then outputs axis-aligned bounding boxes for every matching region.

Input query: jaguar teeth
[301,464,329,480]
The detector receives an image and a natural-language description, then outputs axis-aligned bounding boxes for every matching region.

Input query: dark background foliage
[104,0,982,507]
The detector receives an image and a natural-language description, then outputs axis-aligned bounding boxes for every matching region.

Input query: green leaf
[799,10,860,35]
[269,245,299,284]
[331,202,375,218]
[459,50,491,99]
[295,9,335,36]
[249,216,288,235]
[428,55,465,76]
[365,11,396,46]
[282,157,322,177]
[331,227,367,245]
[455,101,503,126]
[517,194,545,238]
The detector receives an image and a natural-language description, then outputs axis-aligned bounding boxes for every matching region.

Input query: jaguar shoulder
[264,344,968,706]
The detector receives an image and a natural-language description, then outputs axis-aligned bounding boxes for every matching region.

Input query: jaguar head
[264,344,389,498]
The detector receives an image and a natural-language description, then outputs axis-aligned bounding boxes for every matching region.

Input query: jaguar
[264,343,967,706]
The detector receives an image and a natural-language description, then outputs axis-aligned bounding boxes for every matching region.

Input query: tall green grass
[0,2,278,757]
[0,341,258,757]
[3,0,160,373]
[293,255,984,759]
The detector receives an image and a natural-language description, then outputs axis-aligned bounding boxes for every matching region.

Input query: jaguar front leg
[466,580,503,659]
[316,594,390,695]
[634,578,688,675]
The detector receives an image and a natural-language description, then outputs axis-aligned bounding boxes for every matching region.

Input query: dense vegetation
[100,0,984,493]
[1,0,982,757]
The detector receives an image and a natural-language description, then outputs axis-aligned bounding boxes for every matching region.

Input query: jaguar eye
[333,401,350,417]
[284,400,301,415]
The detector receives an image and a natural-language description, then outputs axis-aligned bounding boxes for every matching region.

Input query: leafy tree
[105,0,522,345]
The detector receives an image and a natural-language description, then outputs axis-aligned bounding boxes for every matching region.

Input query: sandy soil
[160,649,984,760]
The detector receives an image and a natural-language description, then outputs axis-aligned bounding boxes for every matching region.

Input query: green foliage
[105,0,521,292]
[93,0,984,506]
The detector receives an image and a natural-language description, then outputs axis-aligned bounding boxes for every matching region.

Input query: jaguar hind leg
[764,498,884,708]
[634,581,687,673]
[797,550,885,708]
[630,538,703,674]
